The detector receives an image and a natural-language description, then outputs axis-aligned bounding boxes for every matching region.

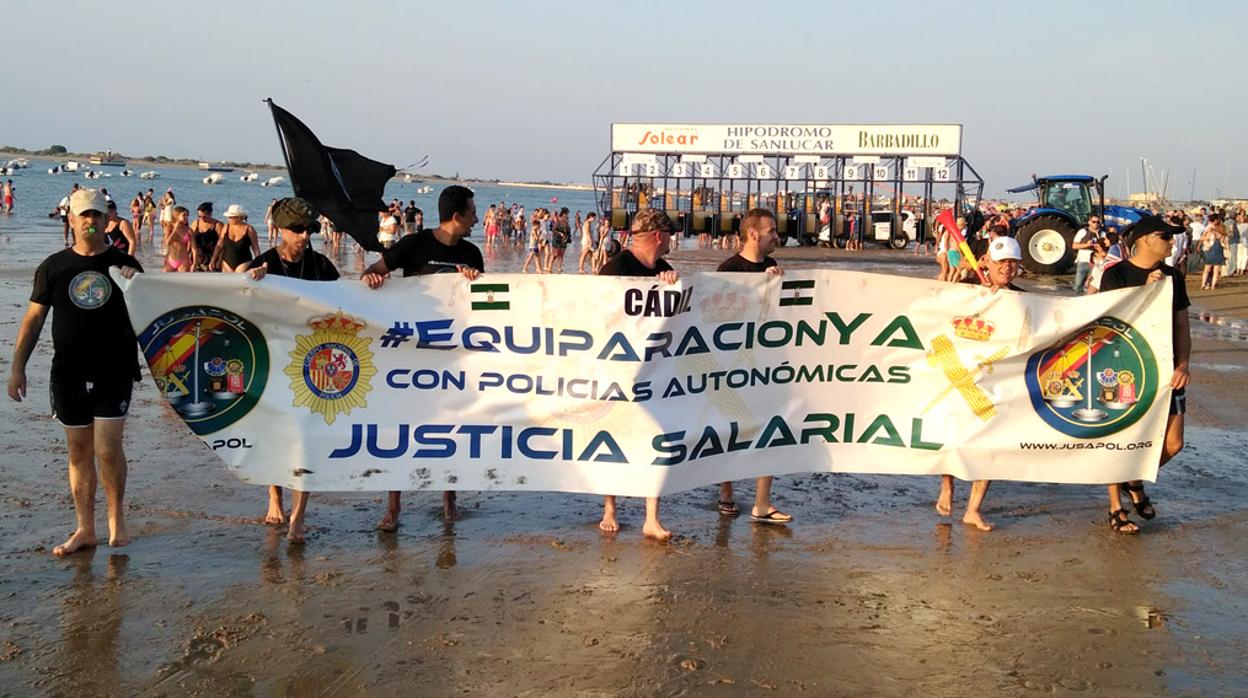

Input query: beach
[1,232,1246,695]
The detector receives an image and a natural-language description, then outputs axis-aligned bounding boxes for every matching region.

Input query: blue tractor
[1008,175,1151,275]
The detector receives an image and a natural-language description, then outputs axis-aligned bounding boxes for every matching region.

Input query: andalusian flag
[471,283,510,311]
[779,279,814,307]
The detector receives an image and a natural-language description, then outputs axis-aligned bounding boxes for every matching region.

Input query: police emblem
[1025,316,1159,439]
[69,270,112,309]
[138,306,269,435]
[285,313,376,424]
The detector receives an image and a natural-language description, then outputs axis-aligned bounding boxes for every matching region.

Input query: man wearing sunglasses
[1098,215,1191,534]
[7,188,143,556]
[1072,216,1103,293]
[245,198,340,283]
[241,198,340,542]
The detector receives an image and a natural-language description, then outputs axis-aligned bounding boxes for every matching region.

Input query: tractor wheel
[889,233,909,250]
[1016,215,1077,275]
[833,234,848,250]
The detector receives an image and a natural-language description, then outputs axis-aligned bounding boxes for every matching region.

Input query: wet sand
[1,238,1246,695]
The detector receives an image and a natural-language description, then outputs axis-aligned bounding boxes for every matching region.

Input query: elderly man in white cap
[935,235,1025,531]
[6,188,143,555]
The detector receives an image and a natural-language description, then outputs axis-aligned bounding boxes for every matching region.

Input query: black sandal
[1109,508,1138,534]
[1120,482,1156,520]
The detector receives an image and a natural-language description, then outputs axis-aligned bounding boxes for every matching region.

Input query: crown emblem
[952,314,995,342]
[308,313,367,334]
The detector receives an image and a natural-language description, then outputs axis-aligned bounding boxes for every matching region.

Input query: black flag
[267,99,396,252]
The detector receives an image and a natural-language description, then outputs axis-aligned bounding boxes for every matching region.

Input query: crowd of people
[3,182,1198,552]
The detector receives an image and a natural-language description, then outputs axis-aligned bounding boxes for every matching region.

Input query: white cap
[989,236,1022,262]
[69,188,108,216]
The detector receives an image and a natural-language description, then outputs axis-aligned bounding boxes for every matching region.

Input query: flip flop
[718,500,740,516]
[750,509,793,525]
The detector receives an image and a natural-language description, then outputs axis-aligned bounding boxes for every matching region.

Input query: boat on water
[139,171,160,179]
[240,172,259,182]
[415,185,433,194]
[260,176,285,187]
[90,150,127,167]
[64,161,80,172]
[203,173,225,184]
[198,162,235,172]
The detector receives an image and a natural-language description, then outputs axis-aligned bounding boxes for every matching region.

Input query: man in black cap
[1098,215,1191,534]
[242,198,339,543]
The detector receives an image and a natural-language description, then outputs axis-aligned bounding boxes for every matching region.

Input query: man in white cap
[935,235,1025,531]
[6,188,143,555]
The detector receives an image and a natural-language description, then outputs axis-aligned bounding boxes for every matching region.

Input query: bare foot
[377,509,400,532]
[442,491,458,521]
[642,520,673,541]
[53,528,98,556]
[264,505,286,526]
[963,511,994,531]
[599,512,619,533]
[108,519,131,548]
[287,521,306,544]
[935,477,953,517]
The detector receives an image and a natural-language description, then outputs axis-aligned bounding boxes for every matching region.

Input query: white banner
[613,124,962,156]
[115,271,1174,496]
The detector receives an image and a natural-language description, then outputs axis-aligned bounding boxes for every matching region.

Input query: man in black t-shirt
[1098,215,1192,534]
[597,209,680,541]
[7,188,143,556]
[362,185,482,529]
[241,197,340,543]
[403,201,418,236]
[714,208,793,525]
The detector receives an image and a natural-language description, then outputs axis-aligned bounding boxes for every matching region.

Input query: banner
[114,270,1173,496]
[612,124,962,156]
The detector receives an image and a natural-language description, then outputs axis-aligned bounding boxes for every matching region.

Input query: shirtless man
[361,185,482,528]
[596,208,681,541]
[7,189,143,555]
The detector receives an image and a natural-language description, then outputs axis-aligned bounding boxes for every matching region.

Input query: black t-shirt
[597,250,674,277]
[246,248,340,281]
[381,229,484,276]
[1100,259,1190,313]
[403,205,417,223]
[717,254,777,273]
[31,247,143,381]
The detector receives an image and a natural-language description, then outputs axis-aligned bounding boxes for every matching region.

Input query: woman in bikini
[211,204,262,273]
[163,207,193,272]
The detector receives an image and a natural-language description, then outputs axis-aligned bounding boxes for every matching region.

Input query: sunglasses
[1153,232,1175,240]
[286,225,315,235]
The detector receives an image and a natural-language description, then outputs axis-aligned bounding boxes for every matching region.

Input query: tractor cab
[1037,176,1096,223]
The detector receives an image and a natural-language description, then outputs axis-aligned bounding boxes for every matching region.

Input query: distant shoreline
[2,149,595,191]
[497,181,593,191]
[0,149,286,174]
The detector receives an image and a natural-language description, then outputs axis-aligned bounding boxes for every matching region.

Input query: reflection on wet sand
[53,552,127,696]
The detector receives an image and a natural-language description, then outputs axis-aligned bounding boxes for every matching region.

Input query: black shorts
[1170,387,1186,416]
[50,373,134,428]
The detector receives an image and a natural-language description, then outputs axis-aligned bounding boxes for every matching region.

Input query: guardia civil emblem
[138,306,269,435]
[285,313,376,424]
[1025,316,1159,439]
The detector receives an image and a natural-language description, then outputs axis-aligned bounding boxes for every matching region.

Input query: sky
[4,0,1246,199]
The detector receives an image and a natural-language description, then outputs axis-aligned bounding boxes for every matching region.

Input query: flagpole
[265,98,295,188]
